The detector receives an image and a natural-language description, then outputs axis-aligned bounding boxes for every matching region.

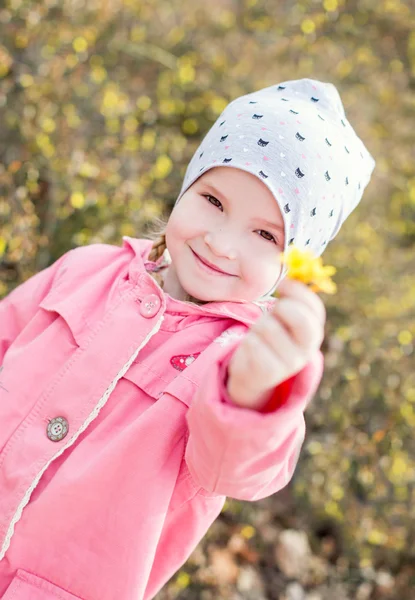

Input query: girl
[0,78,375,600]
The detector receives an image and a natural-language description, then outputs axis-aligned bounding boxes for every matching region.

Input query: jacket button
[47,416,69,442]
[140,294,161,318]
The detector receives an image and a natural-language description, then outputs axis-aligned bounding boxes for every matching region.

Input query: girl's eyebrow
[202,180,285,236]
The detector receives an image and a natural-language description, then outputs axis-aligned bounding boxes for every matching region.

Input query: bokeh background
[0,0,414,598]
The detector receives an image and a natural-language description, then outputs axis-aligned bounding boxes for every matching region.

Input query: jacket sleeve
[185,345,324,501]
[0,251,71,364]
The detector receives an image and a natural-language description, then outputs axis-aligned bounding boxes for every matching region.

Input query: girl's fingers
[272,298,325,350]
[251,305,312,364]
[249,320,305,375]
[273,278,326,327]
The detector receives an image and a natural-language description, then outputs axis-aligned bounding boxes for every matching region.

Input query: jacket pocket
[38,292,89,349]
[121,360,168,401]
[1,569,83,599]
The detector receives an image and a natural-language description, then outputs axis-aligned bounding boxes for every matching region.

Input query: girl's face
[164,167,285,303]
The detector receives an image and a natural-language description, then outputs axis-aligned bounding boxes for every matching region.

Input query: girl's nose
[204,232,237,260]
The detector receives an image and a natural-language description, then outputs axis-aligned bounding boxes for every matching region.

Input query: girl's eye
[203,193,278,244]
[258,230,277,244]
[203,194,223,210]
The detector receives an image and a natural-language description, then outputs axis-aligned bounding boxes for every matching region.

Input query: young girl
[0,78,375,600]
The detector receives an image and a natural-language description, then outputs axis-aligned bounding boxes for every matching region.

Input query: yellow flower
[278,246,337,294]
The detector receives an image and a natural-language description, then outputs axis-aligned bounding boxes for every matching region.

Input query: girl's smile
[190,247,237,277]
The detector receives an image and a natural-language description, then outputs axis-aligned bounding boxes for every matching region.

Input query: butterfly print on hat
[219,120,226,126]
[252,114,263,119]
[289,238,295,245]
[325,171,331,181]
[311,97,319,102]
[220,135,228,142]
[289,109,299,114]
[284,203,291,213]
[170,352,201,372]
[248,101,258,104]
[257,138,269,147]
[199,152,204,159]
[295,132,305,141]
[258,170,268,178]
[310,207,317,216]
[277,85,286,90]
[305,239,311,245]
[223,158,232,163]
[329,209,334,217]
[325,138,332,146]
[295,167,305,178]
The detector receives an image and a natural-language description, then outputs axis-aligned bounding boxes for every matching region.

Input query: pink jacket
[0,237,323,600]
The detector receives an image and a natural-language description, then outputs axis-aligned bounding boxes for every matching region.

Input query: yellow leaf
[136,96,152,111]
[182,118,199,135]
[90,66,107,84]
[19,74,34,87]
[70,192,85,209]
[152,155,173,179]
[240,525,255,539]
[141,130,156,151]
[15,33,29,48]
[367,529,388,545]
[40,118,56,133]
[210,96,228,114]
[73,37,88,53]
[79,162,100,178]
[398,330,412,345]
[324,0,338,10]
[301,19,315,34]
[175,572,190,588]
[178,63,195,84]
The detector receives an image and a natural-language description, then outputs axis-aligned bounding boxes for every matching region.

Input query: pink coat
[0,237,323,600]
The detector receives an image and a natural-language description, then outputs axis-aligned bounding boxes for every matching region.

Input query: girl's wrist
[226,375,275,410]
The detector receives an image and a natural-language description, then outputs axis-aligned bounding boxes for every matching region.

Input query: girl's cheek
[179,197,208,226]
[251,258,279,289]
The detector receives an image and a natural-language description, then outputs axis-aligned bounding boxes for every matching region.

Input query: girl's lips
[191,248,234,276]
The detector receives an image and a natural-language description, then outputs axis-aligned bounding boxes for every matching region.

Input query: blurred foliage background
[0,0,414,598]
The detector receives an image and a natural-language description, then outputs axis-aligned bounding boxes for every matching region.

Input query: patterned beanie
[174,77,376,297]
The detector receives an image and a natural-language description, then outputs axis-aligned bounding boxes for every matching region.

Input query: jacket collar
[122,236,275,327]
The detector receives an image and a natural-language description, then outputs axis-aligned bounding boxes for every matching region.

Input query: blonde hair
[144,216,208,305]
[145,216,169,263]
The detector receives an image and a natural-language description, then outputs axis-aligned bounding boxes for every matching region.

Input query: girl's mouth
[190,248,234,277]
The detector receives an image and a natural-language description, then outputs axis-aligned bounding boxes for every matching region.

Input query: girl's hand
[226,278,326,409]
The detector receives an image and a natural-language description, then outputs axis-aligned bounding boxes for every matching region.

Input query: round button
[47,416,69,442]
[140,294,161,318]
